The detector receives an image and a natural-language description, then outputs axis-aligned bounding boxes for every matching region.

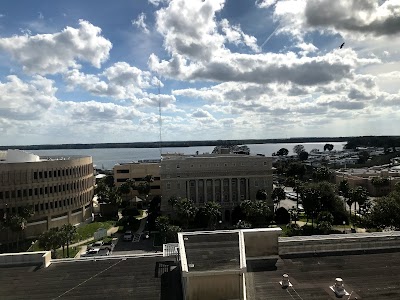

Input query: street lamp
[343,221,346,234]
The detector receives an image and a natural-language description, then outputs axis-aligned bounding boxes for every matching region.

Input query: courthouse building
[160,153,273,221]
[0,149,94,245]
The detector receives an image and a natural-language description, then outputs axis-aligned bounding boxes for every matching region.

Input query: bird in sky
[340,42,345,49]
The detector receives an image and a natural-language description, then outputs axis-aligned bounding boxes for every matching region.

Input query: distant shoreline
[0,137,348,150]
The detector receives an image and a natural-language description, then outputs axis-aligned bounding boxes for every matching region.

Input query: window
[117,169,129,173]
[35,204,39,212]
[166,183,171,190]
[255,180,259,187]
[224,163,227,167]
[40,203,44,211]
[264,161,267,166]
[45,203,49,210]
[50,202,53,209]
[176,164,180,169]
[39,172,43,179]
[44,171,48,178]
[177,183,181,189]
[34,172,38,180]
[29,189,32,196]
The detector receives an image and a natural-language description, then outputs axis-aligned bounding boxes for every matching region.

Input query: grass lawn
[73,221,115,243]
[56,247,80,259]
[135,209,148,220]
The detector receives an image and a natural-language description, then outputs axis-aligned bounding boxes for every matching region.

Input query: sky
[0,0,400,145]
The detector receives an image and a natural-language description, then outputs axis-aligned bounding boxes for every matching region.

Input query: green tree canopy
[240,200,272,228]
[299,151,309,161]
[324,144,334,151]
[276,148,289,156]
[174,198,198,229]
[203,201,222,229]
[293,144,305,156]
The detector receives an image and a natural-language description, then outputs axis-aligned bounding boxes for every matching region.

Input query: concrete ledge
[0,251,51,268]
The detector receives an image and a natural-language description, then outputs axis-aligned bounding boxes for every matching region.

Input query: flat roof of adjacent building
[182,232,241,272]
[246,251,400,300]
[0,256,182,300]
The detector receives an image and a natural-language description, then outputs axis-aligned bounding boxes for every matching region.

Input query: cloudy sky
[0,0,399,145]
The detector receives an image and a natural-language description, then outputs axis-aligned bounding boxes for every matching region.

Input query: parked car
[123,230,133,241]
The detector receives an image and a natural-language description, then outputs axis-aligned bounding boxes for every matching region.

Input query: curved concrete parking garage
[0,150,95,245]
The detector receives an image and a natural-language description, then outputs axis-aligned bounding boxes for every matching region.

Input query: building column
[245,178,250,199]
[237,178,240,202]
[220,179,224,202]
[186,181,190,199]
[229,178,233,202]
[195,179,199,203]
[212,179,216,202]
[204,180,207,203]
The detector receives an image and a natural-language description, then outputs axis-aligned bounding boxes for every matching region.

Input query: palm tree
[174,198,198,229]
[38,227,62,258]
[203,201,222,229]
[61,224,77,258]
[349,187,368,227]
[272,187,286,211]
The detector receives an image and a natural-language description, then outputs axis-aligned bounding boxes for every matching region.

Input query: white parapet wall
[0,251,52,268]
[241,227,282,259]
[279,231,400,256]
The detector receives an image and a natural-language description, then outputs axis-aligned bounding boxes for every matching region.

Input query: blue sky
[0,0,400,145]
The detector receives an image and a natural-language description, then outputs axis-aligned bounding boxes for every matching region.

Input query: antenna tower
[158,78,162,159]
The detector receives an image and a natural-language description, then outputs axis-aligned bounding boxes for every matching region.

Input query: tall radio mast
[158,78,162,160]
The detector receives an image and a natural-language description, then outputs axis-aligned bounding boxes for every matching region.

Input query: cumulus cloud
[0,20,112,75]
[132,12,150,34]
[220,19,260,52]
[0,75,57,120]
[191,108,214,118]
[255,0,278,9]
[304,0,400,36]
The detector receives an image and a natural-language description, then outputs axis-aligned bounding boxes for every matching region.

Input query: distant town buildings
[335,166,400,196]
[0,149,94,245]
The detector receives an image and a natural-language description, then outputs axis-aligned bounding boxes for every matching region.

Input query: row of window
[171,161,268,169]
[33,164,92,180]
[0,178,93,200]
[2,191,92,215]
[116,177,161,182]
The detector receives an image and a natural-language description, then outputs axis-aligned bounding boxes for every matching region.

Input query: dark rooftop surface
[0,256,182,300]
[246,251,400,300]
[183,232,240,272]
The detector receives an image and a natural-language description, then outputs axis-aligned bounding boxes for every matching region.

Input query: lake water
[32,142,346,170]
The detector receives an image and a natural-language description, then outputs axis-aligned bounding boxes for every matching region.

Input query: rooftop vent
[329,278,349,297]
[280,274,292,288]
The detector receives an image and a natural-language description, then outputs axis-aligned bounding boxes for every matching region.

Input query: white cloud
[0,75,57,120]
[255,0,278,9]
[0,20,112,75]
[148,0,170,6]
[191,108,213,118]
[132,12,150,34]
[220,19,260,52]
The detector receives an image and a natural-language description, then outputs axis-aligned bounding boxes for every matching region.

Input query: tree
[286,162,306,178]
[313,166,332,182]
[256,189,268,201]
[324,144,334,151]
[155,216,170,235]
[357,151,370,164]
[174,198,198,229]
[168,196,179,209]
[203,201,222,229]
[276,148,289,156]
[338,180,350,199]
[366,194,400,230]
[293,145,305,156]
[349,186,368,225]
[240,200,272,228]
[275,207,290,224]
[298,151,309,161]
[38,228,62,258]
[61,224,77,258]
[6,206,34,250]
[317,211,334,233]
[271,187,286,211]
[301,187,321,231]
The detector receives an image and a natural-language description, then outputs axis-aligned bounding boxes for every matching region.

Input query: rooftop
[0,256,182,300]
[246,251,400,300]
[182,231,241,272]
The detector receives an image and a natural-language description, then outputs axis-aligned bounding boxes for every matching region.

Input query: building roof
[182,231,241,272]
[0,256,182,300]
[246,251,400,300]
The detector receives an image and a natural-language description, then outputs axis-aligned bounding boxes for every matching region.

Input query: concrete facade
[161,154,273,220]
[0,152,95,244]
[113,161,161,200]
